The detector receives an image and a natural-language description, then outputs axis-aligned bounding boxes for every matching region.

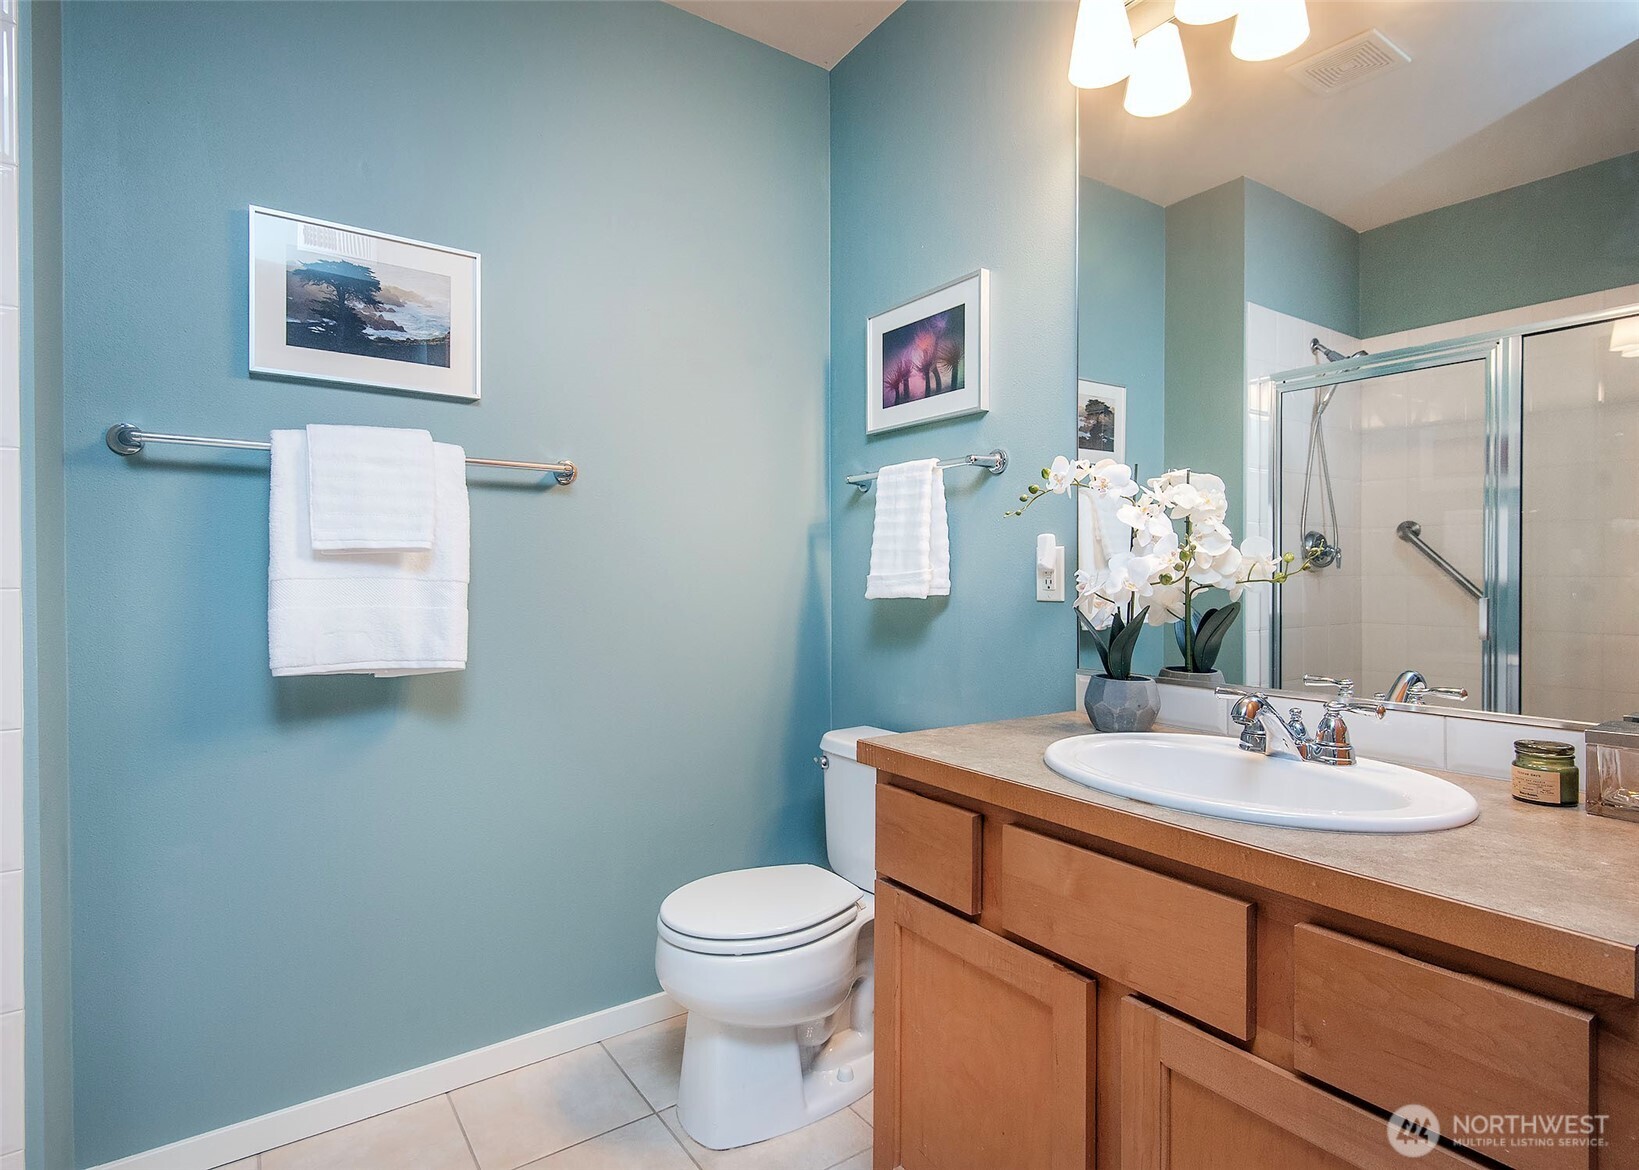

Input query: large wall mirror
[1075,0,1639,726]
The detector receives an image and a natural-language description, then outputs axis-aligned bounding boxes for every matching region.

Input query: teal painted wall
[19,3,73,1167]
[1360,152,1639,337]
[48,3,830,1163]
[1077,177,1165,675]
[829,1,1079,730]
[1244,180,1359,339]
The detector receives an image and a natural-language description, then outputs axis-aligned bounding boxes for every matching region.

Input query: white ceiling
[667,0,903,69]
[1079,1,1639,231]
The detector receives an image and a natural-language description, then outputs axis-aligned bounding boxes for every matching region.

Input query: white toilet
[655,726,889,1150]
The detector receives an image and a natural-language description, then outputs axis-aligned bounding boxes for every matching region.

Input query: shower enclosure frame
[1257,302,1639,713]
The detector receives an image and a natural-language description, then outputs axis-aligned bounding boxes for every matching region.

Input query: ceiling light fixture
[1231,0,1310,62]
[1174,0,1240,25]
[1069,0,1137,89]
[1610,317,1639,358]
[1123,22,1192,118]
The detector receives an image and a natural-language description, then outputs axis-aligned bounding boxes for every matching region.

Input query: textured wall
[830,1,1079,729]
[49,3,830,1162]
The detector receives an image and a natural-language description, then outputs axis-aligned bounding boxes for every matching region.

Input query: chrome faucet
[1217,676,1386,766]
[1377,670,1469,707]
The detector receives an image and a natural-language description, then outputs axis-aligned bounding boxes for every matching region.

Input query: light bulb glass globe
[1069,0,1137,88]
[1123,23,1192,118]
[1231,0,1310,61]
[1175,0,1240,25]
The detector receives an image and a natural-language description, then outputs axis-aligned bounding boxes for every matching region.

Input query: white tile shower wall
[0,0,19,1158]
[1244,304,1362,690]
[1365,283,1639,725]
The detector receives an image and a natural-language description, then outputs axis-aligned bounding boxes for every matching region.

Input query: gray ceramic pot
[1083,673,1161,733]
[1158,666,1225,690]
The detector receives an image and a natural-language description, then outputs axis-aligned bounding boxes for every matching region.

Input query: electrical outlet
[1037,542,1066,602]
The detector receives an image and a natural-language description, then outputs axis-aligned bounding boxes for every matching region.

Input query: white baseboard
[88,992,683,1170]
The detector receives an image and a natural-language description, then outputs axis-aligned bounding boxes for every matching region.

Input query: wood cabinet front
[1122,997,1484,1169]
[875,881,1095,1170]
[877,784,983,915]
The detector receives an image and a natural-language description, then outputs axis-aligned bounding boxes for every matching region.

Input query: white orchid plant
[1009,457,1313,680]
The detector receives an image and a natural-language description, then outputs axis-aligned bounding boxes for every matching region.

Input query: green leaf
[1192,601,1242,671]
[1107,606,1149,678]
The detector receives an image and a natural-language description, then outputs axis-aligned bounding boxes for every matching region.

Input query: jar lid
[1514,739,1575,758]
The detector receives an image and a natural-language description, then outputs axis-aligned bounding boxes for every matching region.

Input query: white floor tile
[659,1104,871,1170]
[450,1044,650,1170]
[601,1015,684,1111]
[850,1092,871,1126]
[519,1116,693,1170]
[825,1154,871,1170]
[261,1097,475,1170]
[214,1160,259,1170]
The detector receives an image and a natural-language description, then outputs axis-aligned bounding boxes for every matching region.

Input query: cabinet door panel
[876,881,1094,1170]
[1122,997,1484,1170]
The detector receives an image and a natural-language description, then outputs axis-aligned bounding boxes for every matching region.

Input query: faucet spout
[1228,694,1312,761]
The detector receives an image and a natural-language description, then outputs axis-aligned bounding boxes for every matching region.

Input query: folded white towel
[306,424,436,552]
[270,430,469,677]
[865,459,951,599]
[1077,488,1130,578]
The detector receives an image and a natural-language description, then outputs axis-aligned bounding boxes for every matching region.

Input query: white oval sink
[1044,733,1479,833]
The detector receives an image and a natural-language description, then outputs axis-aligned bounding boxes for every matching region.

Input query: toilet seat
[659,863,864,953]
[658,903,860,956]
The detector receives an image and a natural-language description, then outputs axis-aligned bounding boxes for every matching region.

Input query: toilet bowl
[655,727,890,1150]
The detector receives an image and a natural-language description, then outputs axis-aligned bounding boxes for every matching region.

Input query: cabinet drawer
[999,824,1255,1039]
[1293,925,1595,1170]
[876,783,982,915]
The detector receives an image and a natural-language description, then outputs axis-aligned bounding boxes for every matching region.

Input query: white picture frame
[866,269,989,435]
[1077,379,1125,463]
[249,206,481,402]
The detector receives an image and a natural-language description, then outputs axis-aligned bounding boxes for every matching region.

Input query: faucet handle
[1302,674,1356,701]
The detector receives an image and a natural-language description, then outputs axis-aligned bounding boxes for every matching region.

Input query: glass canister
[1585,718,1639,824]
[1511,740,1579,806]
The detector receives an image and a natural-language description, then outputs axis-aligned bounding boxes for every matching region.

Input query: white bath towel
[1077,488,1131,579]
[865,459,951,599]
[270,430,469,677]
[305,424,436,552]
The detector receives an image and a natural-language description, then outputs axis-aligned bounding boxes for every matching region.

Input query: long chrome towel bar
[1396,519,1482,601]
[845,448,1008,493]
[105,422,578,485]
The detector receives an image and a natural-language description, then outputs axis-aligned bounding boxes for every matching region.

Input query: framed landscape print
[1077,379,1125,463]
[249,206,481,401]
[866,269,989,434]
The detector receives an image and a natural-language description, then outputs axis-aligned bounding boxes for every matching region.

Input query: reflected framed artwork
[249,206,481,401]
[866,269,989,434]
[1077,379,1125,463]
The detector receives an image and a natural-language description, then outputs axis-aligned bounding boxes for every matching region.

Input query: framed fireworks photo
[249,206,481,401]
[866,269,989,434]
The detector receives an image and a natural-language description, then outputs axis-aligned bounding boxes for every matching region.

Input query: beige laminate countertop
[859,712,1639,998]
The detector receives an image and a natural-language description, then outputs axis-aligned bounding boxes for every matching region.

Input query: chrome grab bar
[1396,520,1482,601]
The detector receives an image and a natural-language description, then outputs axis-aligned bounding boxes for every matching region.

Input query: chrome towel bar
[1396,519,1482,601]
[104,422,578,485]
[845,448,1008,493]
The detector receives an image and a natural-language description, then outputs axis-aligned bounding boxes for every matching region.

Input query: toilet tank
[820,726,895,890]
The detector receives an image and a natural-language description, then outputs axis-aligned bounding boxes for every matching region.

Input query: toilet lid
[659,864,864,942]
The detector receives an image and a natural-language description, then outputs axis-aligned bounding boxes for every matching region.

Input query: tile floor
[220,1014,874,1170]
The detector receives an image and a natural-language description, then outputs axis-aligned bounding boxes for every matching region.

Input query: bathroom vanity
[862,714,1639,1170]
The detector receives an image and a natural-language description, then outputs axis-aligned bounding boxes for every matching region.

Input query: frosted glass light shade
[1124,23,1192,118]
[1231,0,1310,61]
[1070,0,1136,89]
[1610,316,1639,357]
[1175,0,1239,25]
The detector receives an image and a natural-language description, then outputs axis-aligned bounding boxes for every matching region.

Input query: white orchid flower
[1117,494,1173,542]
[1046,455,1075,494]
[1229,536,1277,599]
[1084,459,1139,500]
[1145,583,1186,624]
[1193,521,1235,558]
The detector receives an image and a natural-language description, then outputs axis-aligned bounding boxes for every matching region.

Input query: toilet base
[675,1010,873,1150]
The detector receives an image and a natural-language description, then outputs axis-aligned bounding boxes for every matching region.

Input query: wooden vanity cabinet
[874,881,1095,1170]
[871,771,1631,1170]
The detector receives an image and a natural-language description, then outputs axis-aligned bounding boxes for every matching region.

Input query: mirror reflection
[1075,0,1639,724]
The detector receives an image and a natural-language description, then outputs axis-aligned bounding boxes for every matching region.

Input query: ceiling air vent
[1287,29,1410,96]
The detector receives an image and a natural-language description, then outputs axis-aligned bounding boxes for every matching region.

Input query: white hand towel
[270,430,469,677]
[1077,488,1130,579]
[306,424,436,552]
[865,459,951,599]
